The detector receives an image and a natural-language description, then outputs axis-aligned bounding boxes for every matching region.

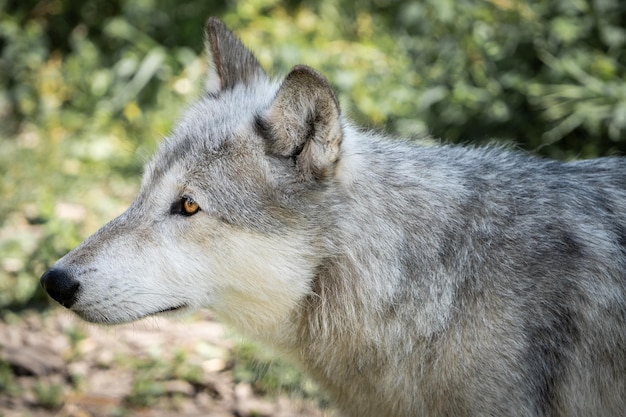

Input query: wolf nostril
[40,267,80,308]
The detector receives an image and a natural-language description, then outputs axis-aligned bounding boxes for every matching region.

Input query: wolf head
[40,18,342,340]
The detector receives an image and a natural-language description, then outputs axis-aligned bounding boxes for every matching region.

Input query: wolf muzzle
[40,268,80,308]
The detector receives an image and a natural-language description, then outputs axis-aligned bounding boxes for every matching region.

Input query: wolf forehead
[145,80,280,182]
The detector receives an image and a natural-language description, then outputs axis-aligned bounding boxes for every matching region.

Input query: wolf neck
[282,127,461,389]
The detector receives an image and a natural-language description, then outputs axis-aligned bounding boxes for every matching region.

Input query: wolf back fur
[41,18,626,417]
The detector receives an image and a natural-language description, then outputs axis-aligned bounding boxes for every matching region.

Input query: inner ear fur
[204,17,265,94]
[262,65,343,181]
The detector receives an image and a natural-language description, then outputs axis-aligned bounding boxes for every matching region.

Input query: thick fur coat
[42,18,626,417]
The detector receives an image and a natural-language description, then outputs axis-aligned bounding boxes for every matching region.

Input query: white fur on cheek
[207,227,316,343]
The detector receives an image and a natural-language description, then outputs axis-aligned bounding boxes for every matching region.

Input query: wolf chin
[41,18,626,417]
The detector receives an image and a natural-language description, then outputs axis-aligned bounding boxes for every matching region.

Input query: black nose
[40,268,80,308]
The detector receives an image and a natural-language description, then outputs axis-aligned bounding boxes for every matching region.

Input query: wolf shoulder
[334,130,626,286]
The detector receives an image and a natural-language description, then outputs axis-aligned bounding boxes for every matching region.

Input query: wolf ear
[204,17,265,94]
[261,65,343,181]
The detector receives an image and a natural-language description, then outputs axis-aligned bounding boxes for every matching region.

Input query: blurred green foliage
[232,341,329,406]
[0,0,625,310]
[124,351,202,408]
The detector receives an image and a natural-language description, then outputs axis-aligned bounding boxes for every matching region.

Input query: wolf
[41,18,626,417]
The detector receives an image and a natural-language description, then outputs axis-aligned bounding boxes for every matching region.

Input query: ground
[0,309,330,417]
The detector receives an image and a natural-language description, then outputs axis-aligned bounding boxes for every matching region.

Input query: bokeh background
[1,0,625,415]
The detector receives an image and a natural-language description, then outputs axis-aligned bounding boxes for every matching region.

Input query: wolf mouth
[71,304,189,324]
[154,304,188,315]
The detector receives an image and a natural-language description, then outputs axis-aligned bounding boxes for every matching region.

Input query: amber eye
[181,197,200,216]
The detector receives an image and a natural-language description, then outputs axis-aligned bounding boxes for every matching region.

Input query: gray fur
[41,19,626,417]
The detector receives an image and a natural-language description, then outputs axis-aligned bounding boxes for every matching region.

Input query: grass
[64,324,88,360]
[0,360,22,398]
[119,339,327,410]
[121,350,202,408]
[232,341,329,408]
[32,381,65,410]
